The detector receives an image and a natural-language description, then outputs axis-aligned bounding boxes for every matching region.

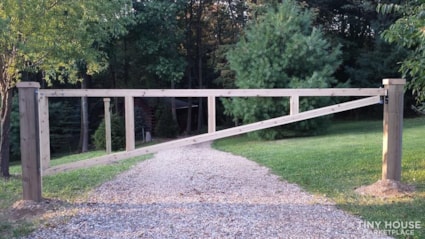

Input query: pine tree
[224,0,341,139]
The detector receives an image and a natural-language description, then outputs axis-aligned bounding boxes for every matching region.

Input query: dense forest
[1,0,424,177]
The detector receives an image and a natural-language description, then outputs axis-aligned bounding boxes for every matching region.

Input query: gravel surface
[22,142,392,239]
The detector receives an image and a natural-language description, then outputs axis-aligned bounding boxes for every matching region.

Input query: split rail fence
[17,79,405,201]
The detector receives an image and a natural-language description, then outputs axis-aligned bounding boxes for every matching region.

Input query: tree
[378,1,425,103]
[184,0,255,133]
[223,0,341,139]
[101,0,186,90]
[344,1,407,88]
[0,0,133,177]
[97,0,187,130]
[132,0,186,86]
[295,0,408,94]
[93,114,125,151]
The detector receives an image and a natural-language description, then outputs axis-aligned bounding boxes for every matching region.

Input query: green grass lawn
[214,116,425,239]
[1,118,424,238]
[0,151,150,239]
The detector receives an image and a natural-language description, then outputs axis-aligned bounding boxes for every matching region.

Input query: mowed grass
[214,117,425,239]
[0,151,150,239]
[1,119,424,238]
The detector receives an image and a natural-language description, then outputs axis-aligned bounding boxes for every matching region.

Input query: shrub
[92,114,125,151]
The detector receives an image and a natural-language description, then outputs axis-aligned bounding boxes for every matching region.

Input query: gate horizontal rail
[39,88,386,97]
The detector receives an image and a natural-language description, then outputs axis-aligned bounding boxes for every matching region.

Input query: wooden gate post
[38,94,50,172]
[208,96,216,133]
[382,78,406,181]
[103,98,112,154]
[17,82,42,202]
[125,96,135,151]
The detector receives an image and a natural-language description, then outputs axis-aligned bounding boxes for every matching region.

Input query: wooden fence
[17,79,405,201]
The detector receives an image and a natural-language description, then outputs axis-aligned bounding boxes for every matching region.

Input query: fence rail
[39,88,386,97]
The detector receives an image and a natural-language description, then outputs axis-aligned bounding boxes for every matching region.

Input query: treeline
[3,0,423,172]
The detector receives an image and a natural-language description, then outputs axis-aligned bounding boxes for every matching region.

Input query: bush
[92,114,125,151]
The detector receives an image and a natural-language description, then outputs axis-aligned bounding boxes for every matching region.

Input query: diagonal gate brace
[44,96,381,175]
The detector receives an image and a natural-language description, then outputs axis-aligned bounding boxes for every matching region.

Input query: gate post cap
[16,82,40,88]
[382,79,406,85]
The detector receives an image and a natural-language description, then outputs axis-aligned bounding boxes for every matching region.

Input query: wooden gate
[17,79,405,201]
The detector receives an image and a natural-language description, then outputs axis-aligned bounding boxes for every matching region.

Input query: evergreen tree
[93,114,125,151]
[224,0,341,139]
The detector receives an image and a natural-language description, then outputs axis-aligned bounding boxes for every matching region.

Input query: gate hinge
[380,90,388,105]
[380,89,389,104]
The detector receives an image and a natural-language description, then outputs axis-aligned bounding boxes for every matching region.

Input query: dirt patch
[9,198,70,221]
[355,179,415,198]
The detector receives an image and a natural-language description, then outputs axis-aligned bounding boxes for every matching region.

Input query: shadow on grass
[327,116,424,137]
[337,196,425,239]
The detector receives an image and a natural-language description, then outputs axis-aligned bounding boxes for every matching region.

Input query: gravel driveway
[23,142,391,239]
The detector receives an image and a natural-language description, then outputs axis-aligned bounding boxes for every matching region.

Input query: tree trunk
[123,38,129,86]
[185,0,195,135]
[110,49,119,114]
[186,98,193,134]
[197,56,204,132]
[0,88,13,178]
[79,76,89,153]
[196,0,204,132]
[171,81,177,122]
[185,63,193,135]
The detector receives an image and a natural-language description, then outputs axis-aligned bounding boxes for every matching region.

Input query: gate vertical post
[125,96,135,151]
[382,78,406,181]
[208,96,216,133]
[103,98,112,154]
[290,95,299,115]
[17,82,42,202]
[38,94,50,172]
